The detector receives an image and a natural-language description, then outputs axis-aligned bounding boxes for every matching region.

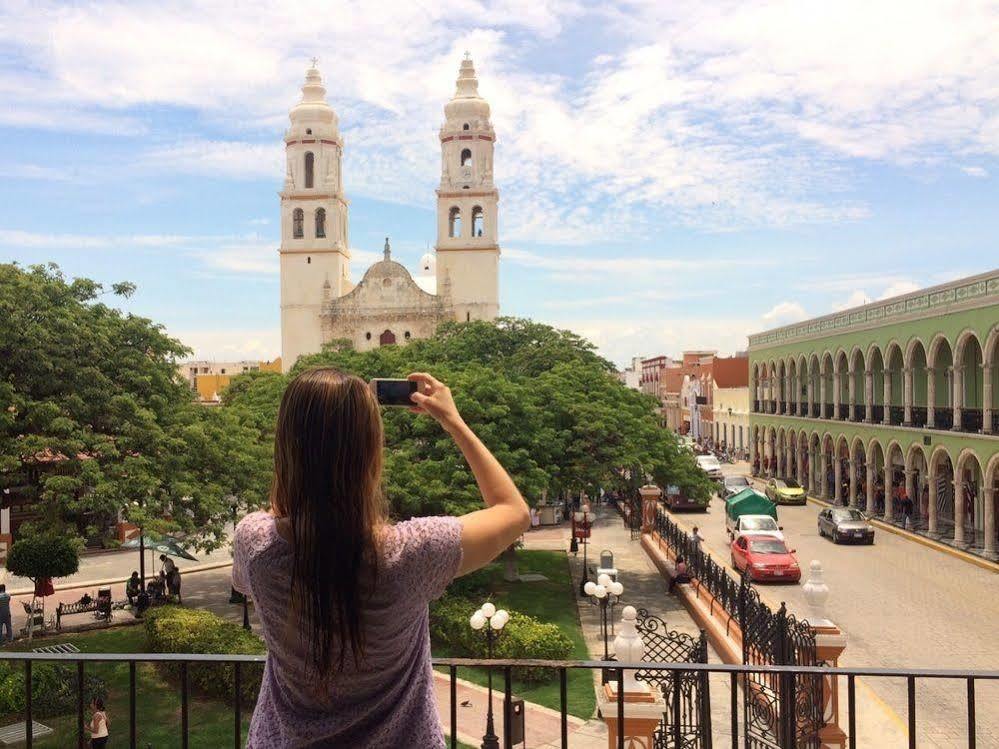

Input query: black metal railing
[911,406,927,428]
[871,405,884,423]
[789,402,797,416]
[823,402,833,419]
[993,412,999,434]
[837,403,849,420]
[754,399,760,413]
[888,405,904,425]
[960,408,982,433]
[770,400,778,414]
[0,652,994,749]
[851,404,863,422]
[810,403,820,418]
[934,407,954,430]
[778,400,786,415]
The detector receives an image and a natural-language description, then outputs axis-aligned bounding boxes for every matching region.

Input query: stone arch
[776,359,787,412]
[821,352,835,418]
[787,358,798,414]
[834,349,850,419]
[883,341,905,425]
[907,338,929,425]
[928,334,955,426]
[929,445,956,538]
[954,330,985,429]
[850,346,866,420]
[905,443,930,529]
[808,353,821,417]
[956,448,985,547]
[867,439,886,515]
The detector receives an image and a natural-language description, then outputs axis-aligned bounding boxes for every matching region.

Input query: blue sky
[1,1,997,366]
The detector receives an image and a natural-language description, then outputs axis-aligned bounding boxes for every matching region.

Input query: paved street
[675,462,999,748]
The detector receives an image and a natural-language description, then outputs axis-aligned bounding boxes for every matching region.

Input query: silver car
[817,508,875,545]
[722,475,751,499]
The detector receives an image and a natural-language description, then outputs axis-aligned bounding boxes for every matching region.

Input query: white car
[727,514,785,542]
[695,455,723,481]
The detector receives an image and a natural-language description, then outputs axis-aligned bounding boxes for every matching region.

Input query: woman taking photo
[232,369,529,747]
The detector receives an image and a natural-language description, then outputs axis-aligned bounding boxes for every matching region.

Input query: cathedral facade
[279,56,500,371]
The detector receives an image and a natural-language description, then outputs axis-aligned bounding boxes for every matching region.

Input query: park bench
[31,643,81,654]
[55,595,128,631]
[0,721,54,746]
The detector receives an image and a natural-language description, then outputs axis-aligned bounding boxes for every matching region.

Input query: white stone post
[984,486,996,559]
[928,474,939,537]
[903,366,913,426]
[819,376,827,419]
[807,376,815,417]
[927,367,936,428]
[866,464,876,516]
[612,606,646,694]
[864,369,873,422]
[833,457,842,506]
[848,458,857,508]
[819,451,829,500]
[883,370,892,425]
[848,367,856,419]
[952,364,964,431]
[802,560,830,623]
[953,479,966,547]
[833,368,841,419]
[984,366,993,434]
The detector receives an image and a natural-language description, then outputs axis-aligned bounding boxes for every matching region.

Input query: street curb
[5,560,235,598]
[802,494,999,574]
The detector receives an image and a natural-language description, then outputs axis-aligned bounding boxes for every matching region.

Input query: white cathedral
[278,56,500,371]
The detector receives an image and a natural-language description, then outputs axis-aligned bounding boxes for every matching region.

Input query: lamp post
[574,504,593,597]
[584,574,624,659]
[470,603,510,749]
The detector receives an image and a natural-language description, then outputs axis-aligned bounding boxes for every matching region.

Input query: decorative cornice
[749,268,999,350]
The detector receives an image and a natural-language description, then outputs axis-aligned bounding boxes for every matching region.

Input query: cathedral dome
[444,56,491,124]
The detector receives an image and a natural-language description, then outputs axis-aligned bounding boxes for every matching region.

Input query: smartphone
[370,379,418,407]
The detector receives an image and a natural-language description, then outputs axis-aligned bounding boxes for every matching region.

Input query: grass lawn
[5,626,250,748]
[433,549,596,720]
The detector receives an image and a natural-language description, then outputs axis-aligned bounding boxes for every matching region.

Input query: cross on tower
[464,51,471,61]
[310,56,319,68]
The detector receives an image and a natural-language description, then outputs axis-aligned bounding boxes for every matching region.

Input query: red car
[730,534,801,583]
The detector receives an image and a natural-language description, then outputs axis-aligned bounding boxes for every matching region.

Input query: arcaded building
[748,269,999,559]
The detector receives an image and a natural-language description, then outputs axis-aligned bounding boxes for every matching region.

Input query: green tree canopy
[6,534,80,581]
[0,263,271,550]
[225,318,711,518]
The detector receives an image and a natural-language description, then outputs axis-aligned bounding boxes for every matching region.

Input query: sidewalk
[1,534,235,597]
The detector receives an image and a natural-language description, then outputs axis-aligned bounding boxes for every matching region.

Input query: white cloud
[962,166,989,178]
[167,326,281,362]
[878,281,921,299]
[832,290,872,311]
[1,0,997,238]
[761,301,808,326]
[505,247,772,278]
[551,316,752,367]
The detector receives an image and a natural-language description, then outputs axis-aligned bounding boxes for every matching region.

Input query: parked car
[729,514,785,542]
[730,535,801,582]
[722,475,751,499]
[663,485,709,512]
[764,477,807,505]
[695,454,723,481]
[818,507,875,544]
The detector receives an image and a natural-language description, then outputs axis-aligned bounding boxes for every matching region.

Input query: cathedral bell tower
[279,61,350,372]
[435,54,500,323]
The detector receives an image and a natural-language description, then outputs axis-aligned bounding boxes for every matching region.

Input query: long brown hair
[270,367,386,677]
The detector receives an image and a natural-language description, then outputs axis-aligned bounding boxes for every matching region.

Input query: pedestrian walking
[689,526,704,551]
[0,585,12,643]
[87,697,109,748]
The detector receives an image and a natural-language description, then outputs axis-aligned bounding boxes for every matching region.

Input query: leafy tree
[6,534,80,581]
[226,318,712,522]
[0,263,270,552]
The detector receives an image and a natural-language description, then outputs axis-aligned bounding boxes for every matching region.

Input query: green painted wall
[748,414,999,475]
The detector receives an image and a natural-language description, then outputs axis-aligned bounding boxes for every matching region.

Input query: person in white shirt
[88,697,109,748]
[690,526,705,550]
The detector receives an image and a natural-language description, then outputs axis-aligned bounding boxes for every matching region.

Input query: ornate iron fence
[652,507,824,748]
[911,406,928,427]
[934,407,954,430]
[960,408,982,433]
[634,609,712,749]
[0,652,995,749]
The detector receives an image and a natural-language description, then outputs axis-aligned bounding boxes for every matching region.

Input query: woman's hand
[407,373,465,433]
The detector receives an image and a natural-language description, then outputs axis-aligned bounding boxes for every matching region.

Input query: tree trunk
[502,545,518,583]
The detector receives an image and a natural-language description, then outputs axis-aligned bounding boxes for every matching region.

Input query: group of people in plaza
[125,554,183,615]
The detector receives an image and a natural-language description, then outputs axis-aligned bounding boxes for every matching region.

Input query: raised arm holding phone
[231,367,530,748]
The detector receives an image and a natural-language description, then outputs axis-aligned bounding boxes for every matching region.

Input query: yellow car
[765,478,807,505]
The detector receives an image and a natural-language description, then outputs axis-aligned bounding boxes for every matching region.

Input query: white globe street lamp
[468,602,509,749]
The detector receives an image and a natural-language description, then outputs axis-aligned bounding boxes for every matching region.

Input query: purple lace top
[232,511,463,748]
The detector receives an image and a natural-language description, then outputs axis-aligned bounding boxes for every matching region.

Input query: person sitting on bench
[668,556,692,594]
[125,572,141,606]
